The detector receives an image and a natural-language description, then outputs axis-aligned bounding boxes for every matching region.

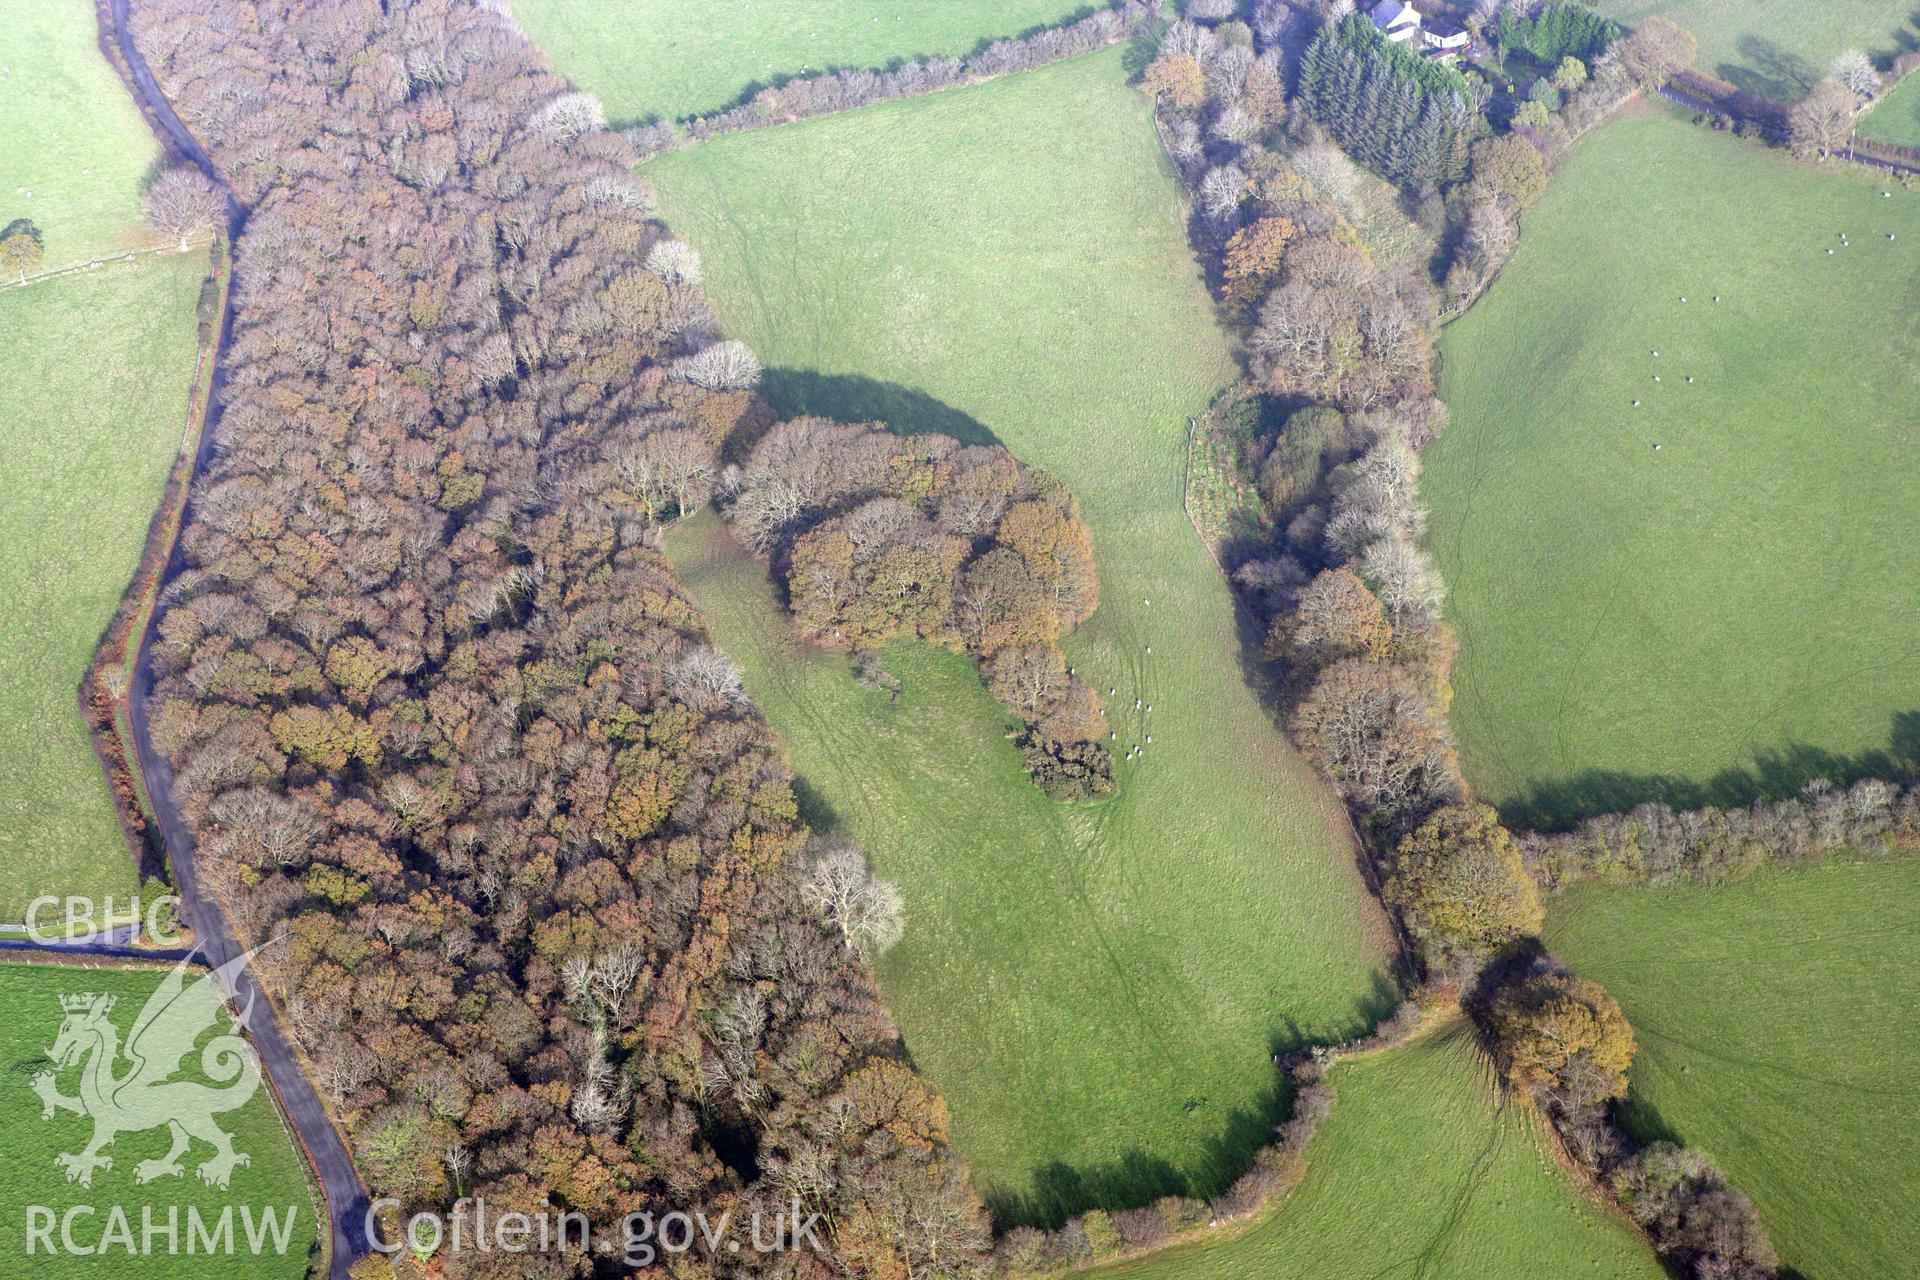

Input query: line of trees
[724,420,1112,799]
[991,995,1430,1273]
[1139,8,1779,1277]
[130,2,992,1276]
[626,2,1165,158]
[1520,778,1920,890]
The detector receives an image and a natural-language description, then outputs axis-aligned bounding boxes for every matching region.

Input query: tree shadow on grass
[984,972,1401,1230]
[758,367,1002,447]
[1718,36,1817,104]
[1498,711,1920,833]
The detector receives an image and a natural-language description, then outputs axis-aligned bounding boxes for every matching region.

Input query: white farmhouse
[1367,0,1476,59]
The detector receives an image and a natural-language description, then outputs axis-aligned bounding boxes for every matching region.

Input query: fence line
[0,239,206,291]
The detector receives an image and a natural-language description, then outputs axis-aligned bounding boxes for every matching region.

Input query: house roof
[1424,15,1468,38]
[1369,0,1419,27]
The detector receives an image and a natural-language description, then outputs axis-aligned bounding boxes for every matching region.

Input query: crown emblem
[60,993,111,1014]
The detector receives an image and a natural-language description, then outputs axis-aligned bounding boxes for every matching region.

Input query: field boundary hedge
[993,1000,1438,1275]
[75,235,228,899]
[1520,779,1920,892]
[624,2,1164,157]
[1124,7,1788,1277]
[1662,66,1920,176]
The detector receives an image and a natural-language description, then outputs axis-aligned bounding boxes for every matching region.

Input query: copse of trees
[1143,14,1464,845]
[1493,3,1624,66]
[1294,14,1475,189]
[1249,230,1439,410]
[132,1,992,1275]
[724,420,1112,799]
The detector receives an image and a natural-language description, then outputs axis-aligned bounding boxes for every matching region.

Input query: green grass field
[650,48,1395,1224]
[510,0,1090,123]
[1094,1019,1667,1280]
[1546,858,1920,1280]
[1590,1,1915,102]
[0,961,321,1280]
[1425,108,1920,830]
[0,0,167,268]
[0,3,208,922]
[1860,69,1920,149]
[0,258,204,923]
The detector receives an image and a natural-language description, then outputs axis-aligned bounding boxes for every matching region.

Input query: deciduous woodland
[132,1,991,1275]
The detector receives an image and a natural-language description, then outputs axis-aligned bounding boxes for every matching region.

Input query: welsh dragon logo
[30,947,268,1189]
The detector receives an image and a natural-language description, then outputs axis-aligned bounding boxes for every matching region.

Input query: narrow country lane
[102,1,374,1275]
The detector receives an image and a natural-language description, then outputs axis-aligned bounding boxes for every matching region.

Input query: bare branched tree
[144,167,224,250]
[666,644,750,712]
[800,839,905,958]
[670,339,762,390]
[1829,50,1880,104]
[645,238,702,284]
[529,91,606,140]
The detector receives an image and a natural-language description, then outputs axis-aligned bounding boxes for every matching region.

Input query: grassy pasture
[509,0,1091,123]
[1093,1019,1667,1280]
[0,0,166,268]
[0,4,209,921]
[0,257,204,924]
[1589,0,1915,102]
[1860,69,1920,148]
[650,48,1395,1223]
[0,961,321,1280]
[1546,858,1920,1280]
[1425,108,1920,830]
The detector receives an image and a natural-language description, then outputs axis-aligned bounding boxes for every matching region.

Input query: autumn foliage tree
[1141,51,1208,110]
[1383,802,1542,968]
[1488,968,1636,1109]
[1220,213,1297,306]
[0,218,42,281]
